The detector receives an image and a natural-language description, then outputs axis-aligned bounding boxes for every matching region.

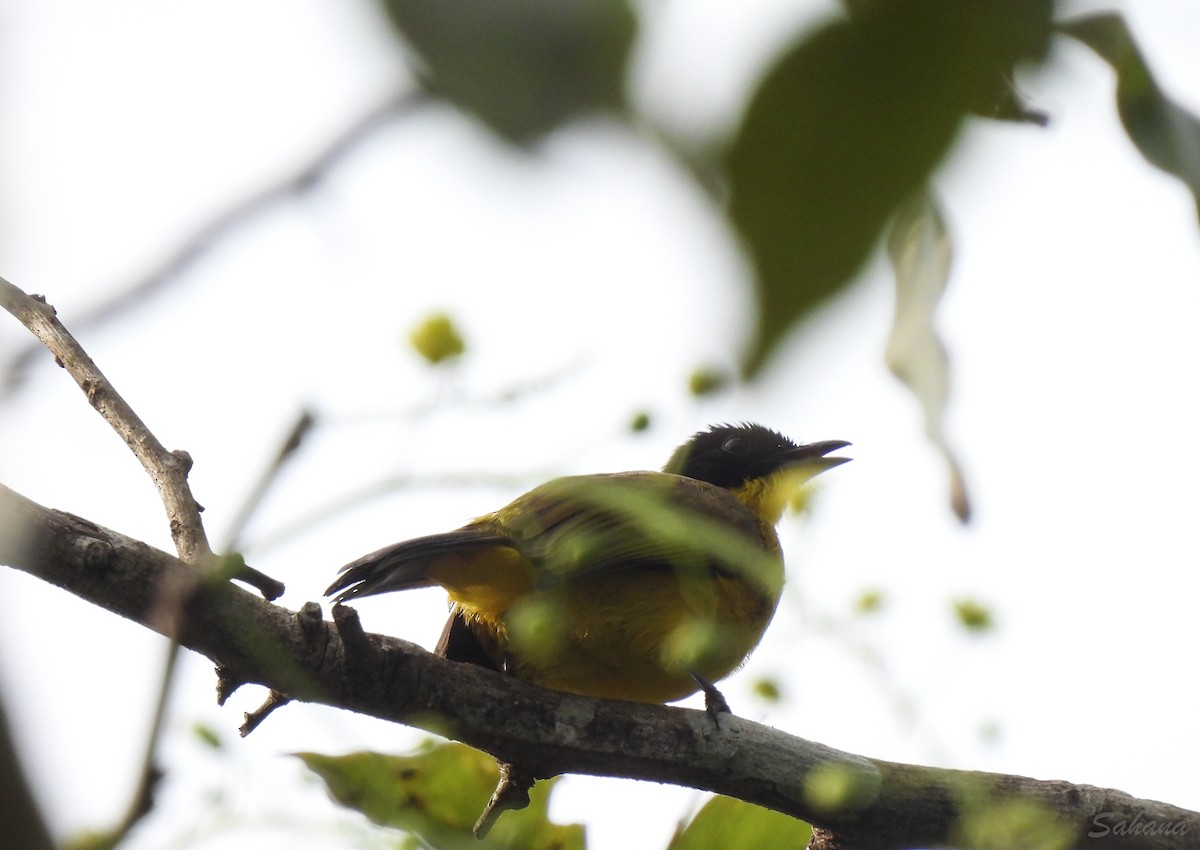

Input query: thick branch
[1,481,1195,850]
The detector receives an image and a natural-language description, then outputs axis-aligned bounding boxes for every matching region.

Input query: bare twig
[246,471,535,557]
[3,81,395,833]
[474,762,536,838]
[1,276,282,846]
[110,641,176,841]
[0,277,211,563]
[240,690,292,737]
[3,482,1197,850]
[2,276,215,845]
[1,88,429,399]
[221,408,317,553]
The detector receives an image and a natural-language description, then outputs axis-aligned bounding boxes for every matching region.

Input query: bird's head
[663,423,850,523]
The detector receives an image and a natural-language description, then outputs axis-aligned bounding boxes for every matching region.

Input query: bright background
[2,1,1199,848]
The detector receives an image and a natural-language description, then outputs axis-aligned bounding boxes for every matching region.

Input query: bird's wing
[501,472,772,590]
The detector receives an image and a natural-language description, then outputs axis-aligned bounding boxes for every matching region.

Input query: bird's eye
[722,436,747,453]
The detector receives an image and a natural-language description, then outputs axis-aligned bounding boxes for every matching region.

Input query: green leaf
[840,0,1048,126]
[668,796,811,850]
[726,0,1052,377]
[953,598,995,633]
[885,189,971,523]
[1060,13,1200,222]
[687,365,732,398]
[378,0,635,143]
[298,743,585,850]
[409,312,466,365]
[62,831,120,850]
[972,74,1050,127]
[751,677,783,703]
[192,722,223,750]
[802,761,882,816]
[853,588,884,615]
[954,796,1073,850]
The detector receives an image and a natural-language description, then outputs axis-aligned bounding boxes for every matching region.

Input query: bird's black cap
[663,423,850,489]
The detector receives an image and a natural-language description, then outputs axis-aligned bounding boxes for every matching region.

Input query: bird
[326,423,849,710]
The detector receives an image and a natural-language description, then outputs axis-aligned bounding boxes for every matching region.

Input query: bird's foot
[689,670,731,728]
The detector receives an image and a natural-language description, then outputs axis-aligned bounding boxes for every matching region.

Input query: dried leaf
[885,190,971,522]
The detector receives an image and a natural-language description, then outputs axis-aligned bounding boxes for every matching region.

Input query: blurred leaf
[211,551,247,581]
[726,0,1052,376]
[979,720,1003,746]
[840,0,1048,126]
[954,797,1073,850]
[1060,13,1200,222]
[687,365,733,397]
[668,795,810,850]
[784,482,817,516]
[298,743,584,850]
[751,677,783,703]
[192,722,222,750]
[628,410,652,432]
[854,588,884,615]
[410,312,466,365]
[973,73,1050,126]
[63,832,120,850]
[953,598,995,633]
[885,189,972,523]
[802,761,882,816]
[378,0,634,143]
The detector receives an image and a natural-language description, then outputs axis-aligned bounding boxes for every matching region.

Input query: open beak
[778,439,852,481]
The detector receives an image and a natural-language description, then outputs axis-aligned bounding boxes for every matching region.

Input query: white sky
[2,1,1200,848]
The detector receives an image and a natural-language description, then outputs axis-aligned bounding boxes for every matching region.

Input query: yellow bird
[327,423,849,708]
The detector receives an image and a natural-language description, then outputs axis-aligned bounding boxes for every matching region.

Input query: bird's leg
[688,670,731,727]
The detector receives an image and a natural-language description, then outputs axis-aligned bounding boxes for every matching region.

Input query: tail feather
[434,610,505,670]
[325,526,507,602]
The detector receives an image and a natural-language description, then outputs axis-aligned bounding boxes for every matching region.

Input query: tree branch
[2,275,284,845]
[0,276,283,599]
[2,481,1194,850]
[0,276,211,565]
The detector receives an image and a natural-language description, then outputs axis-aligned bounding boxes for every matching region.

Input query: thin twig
[1,88,429,399]
[246,471,537,557]
[221,408,317,553]
[0,92,428,844]
[2,276,283,847]
[0,277,211,563]
[474,762,537,837]
[217,409,318,739]
[1,276,217,847]
[240,690,292,737]
[111,640,179,840]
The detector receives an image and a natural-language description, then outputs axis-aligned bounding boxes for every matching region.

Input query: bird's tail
[325,526,509,603]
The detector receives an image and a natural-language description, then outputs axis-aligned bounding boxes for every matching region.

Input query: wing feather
[499,472,771,589]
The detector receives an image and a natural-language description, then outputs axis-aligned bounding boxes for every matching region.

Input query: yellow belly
[460,569,781,703]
